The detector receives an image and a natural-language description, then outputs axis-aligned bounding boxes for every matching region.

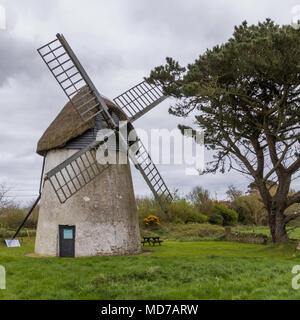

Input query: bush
[213,204,238,226]
[174,217,183,224]
[185,213,209,224]
[231,195,268,225]
[209,214,224,225]
[0,205,39,229]
[138,207,161,223]
[0,209,27,229]
[167,200,200,223]
[137,197,164,223]
[0,227,36,238]
[144,215,160,227]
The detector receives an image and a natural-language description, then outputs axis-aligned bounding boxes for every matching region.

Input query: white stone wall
[35,149,142,257]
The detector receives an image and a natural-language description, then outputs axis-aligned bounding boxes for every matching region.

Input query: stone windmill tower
[12,34,173,257]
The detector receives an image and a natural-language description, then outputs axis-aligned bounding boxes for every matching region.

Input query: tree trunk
[269,209,289,243]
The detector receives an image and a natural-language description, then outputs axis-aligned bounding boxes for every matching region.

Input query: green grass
[1,238,300,299]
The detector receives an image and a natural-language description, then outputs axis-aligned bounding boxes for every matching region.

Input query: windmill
[10,34,173,257]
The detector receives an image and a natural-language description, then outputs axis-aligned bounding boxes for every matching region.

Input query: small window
[63,228,73,239]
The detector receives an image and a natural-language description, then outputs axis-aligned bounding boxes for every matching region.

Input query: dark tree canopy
[147,19,300,243]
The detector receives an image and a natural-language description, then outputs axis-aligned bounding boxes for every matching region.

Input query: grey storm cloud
[0,33,38,85]
[0,0,299,203]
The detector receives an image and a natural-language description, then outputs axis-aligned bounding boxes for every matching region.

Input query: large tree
[147,19,300,243]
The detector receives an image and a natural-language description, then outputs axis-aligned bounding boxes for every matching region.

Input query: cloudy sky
[0,0,299,204]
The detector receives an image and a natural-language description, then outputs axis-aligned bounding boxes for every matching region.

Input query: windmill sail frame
[113,81,167,122]
[45,140,110,204]
[37,34,116,125]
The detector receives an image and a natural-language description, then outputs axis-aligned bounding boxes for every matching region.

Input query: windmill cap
[36,87,130,156]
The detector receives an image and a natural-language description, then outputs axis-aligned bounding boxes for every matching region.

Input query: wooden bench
[141,236,163,246]
[151,236,163,246]
[141,236,152,246]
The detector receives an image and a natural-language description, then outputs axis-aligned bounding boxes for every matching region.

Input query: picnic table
[141,236,163,246]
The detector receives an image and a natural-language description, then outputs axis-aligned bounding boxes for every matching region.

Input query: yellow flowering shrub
[143,215,160,227]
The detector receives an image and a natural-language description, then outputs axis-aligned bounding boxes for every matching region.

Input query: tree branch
[287,191,300,207]
[284,212,300,225]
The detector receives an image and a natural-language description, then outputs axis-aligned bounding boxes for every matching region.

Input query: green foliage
[167,200,201,223]
[185,212,209,224]
[148,20,300,152]
[0,202,39,230]
[0,209,37,229]
[0,228,35,238]
[0,209,24,228]
[137,196,210,225]
[173,217,183,224]
[231,195,267,225]
[187,186,214,216]
[0,208,38,229]
[213,204,239,226]
[209,215,224,226]
[136,197,164,224]
[137,197,209,224]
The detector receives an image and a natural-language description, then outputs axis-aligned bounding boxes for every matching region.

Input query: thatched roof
[37,88,128,156]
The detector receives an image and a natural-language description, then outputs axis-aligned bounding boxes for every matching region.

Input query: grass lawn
[1,238,300,300]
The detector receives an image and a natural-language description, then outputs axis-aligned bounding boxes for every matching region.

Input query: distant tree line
[138,183,300,231]
[0,184,38,231]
